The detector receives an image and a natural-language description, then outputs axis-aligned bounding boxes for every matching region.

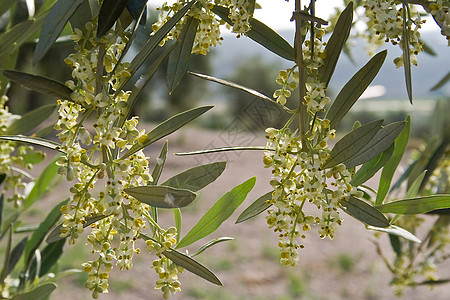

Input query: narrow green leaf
[405,170,426,199]
[34,0,85,64]
[129,0,194,74]
[236,191,272,223]
[342,121,406,169]
[6,104,56,135]
[390,159,417,192]
[189,72,274,103]
[327,50,387,129]
[416,279,450,286]
[46,214,107,243]
[367,225,421,243]
[162,162,226,192]
[376,195,450,215]
[212,6,294,61]
[163,249,222,286]
[431,71,450,91]
[192,237,234,257]
[318,1,353,86]
[0,225,12,281]
[24,155,61,209]
[11,283,57,300]
[322,119,382,169]
[117,42,176,128]
[4,237,28,278]
[375,116,410,205]
[3,70,73,100]
[22,151,46,165]
[0,135,64,153]
[24,199,68,268]
[69,0,91,33]
[0,214,18,241]
[121,106,213,159]
[176,146,268,156]
[340,196,389,227]
[419,135,449,193]
[124,185,197,208]
[151,141,168,185]
[167,16,198,93]
[176,177,256,249]
[350,144,394,187]
[173,208,181,243]
[0,195,3,235]
[96,0,128,38]
[401,1,413,103]
[0,1,14,17]
[29,239,65,279]
[389,234,402,256]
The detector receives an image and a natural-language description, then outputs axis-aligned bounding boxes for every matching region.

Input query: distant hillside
[211,29,450,100]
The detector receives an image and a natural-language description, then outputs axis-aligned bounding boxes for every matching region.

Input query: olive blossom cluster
[429,0,450,45]
[0,96,42,207]
[54,22,182,298]
[152,0,254,54]
[363,0,425,67]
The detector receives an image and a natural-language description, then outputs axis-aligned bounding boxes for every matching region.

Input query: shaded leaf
[343,121,406,169]
[11,283,57,300]
[3,70,73,100]
[350,144,394,187]
[176,177,256,249]
[189,72,274,103]
[431,71,450,91]
[376,195,450,215]
[236,191,272,223]
[46,214,107,243]
[22,151,46,165]
[318,1,353,86]
[327,50,387,129]
[6,104,56,135]
[0,194,3,235]
[24,155,61,209]
[340,196,389,227]
[151,141,168,185]
[4,237,28,278]
[0,135,64,153]
[24,199,68,268]
[192,237,234,257]
[126,0,147,25]
[367,225,421,243]
[121,106,213,159]
[69,0,91,33]
[406,170,426,199]
[167,16,198,93]
[124,185,197,208]
[389,234,402,256]
[212,6,294,61]
[401,2,413,103]
[0,1,14,17]
[176,146,267,156]
[129,0,194,75]
[34,0,84,64]
[97,0,128,38]
[28,239,65,280]
[322,119,382,169]
[162,162,226,192]
[163,249,222,286]
[375,116,410,205]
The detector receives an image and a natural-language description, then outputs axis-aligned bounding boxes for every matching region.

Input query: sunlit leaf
[376,195,450,215]
[22,151,46,165]
[327,50,387,129]
[322,119,382,169]
[6,104,56,135]
[0,136,64,153]
[176,177,256,249]
[121,106,213,159]
[342,121,406,169]
[401,1,412,103]
[46,214,108,243]
[10,283,57,300]
[405,170,426,199]
[23,199,68,267]
[367,224,421,243]
[340,196,389,227]
[212,6,294,61]
[318,1,353,86]
[162,162,226,192]
[189,72,275,103]
[192,237,234,257]
[163,249,222,286]
[3,70,73,100]
[167,16,199,93]
[34,0,85,64]
[375,116,410,205]
[350,144,394,187]
[173,208,181,243]
[236,191,272,223]
[124,185,197,208]
[97,0,128,38]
